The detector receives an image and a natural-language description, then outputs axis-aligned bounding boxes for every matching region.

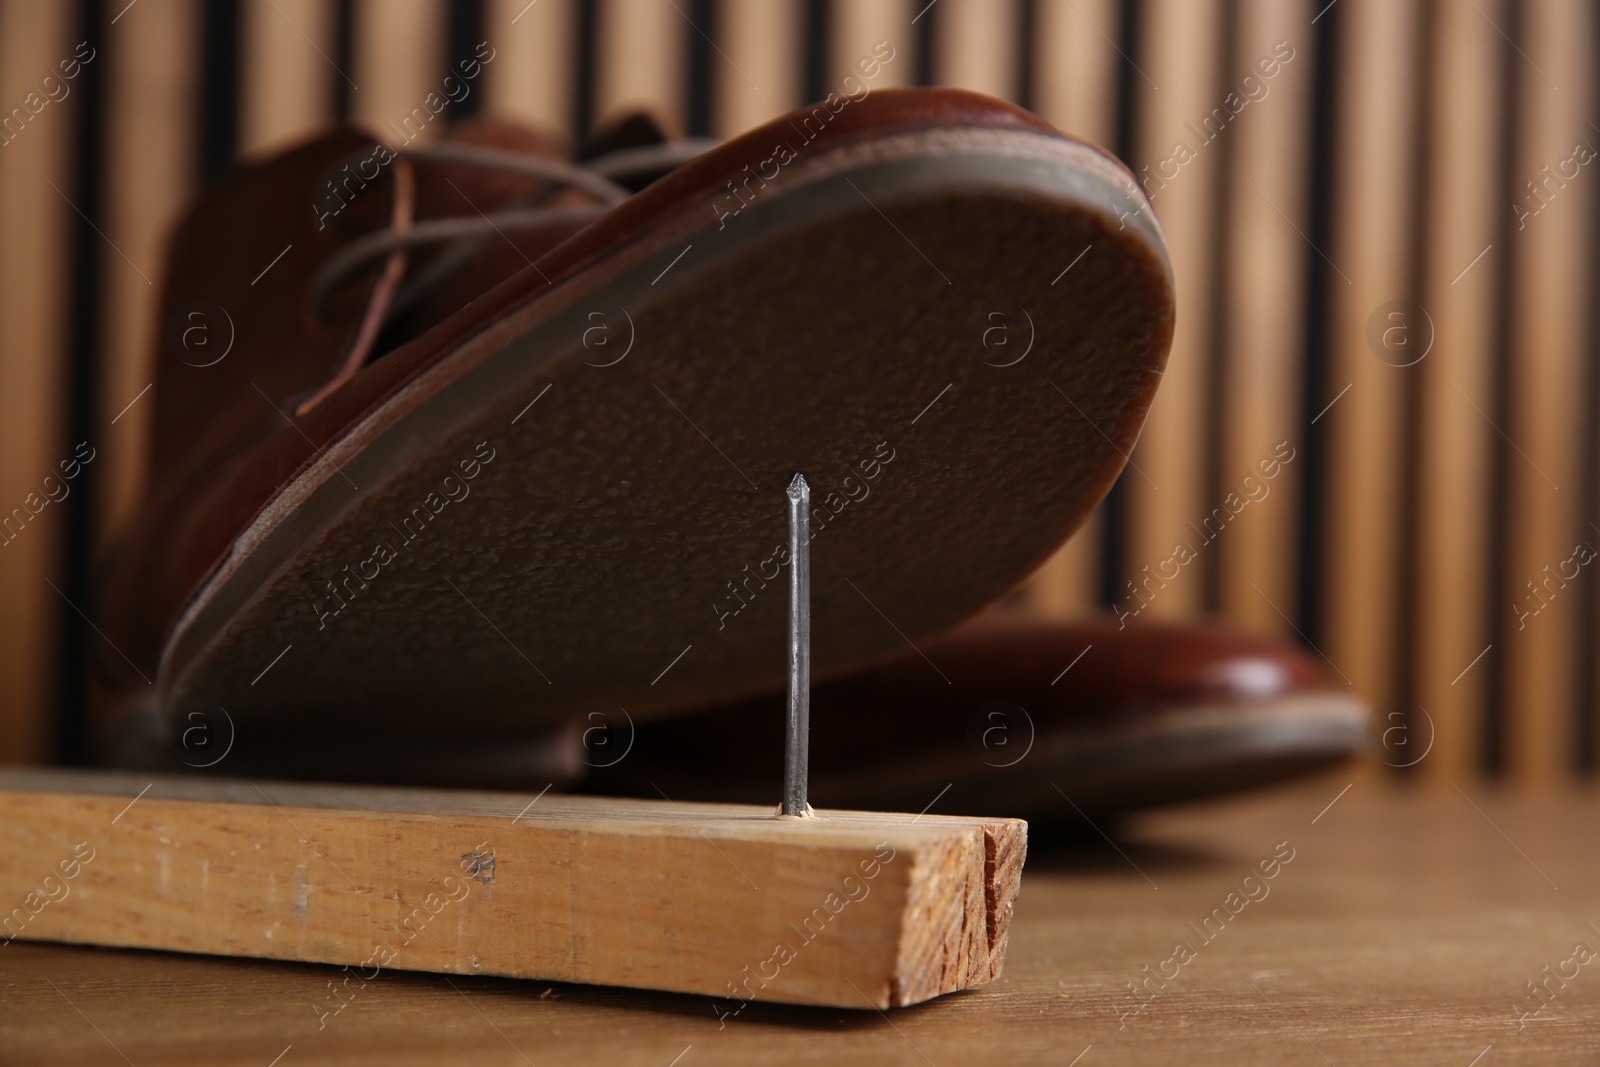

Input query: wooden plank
[485,0,577,143]
[240,0,336,158]
[0,0,74,764]
[1412,0,1502,783]
[1214,0,1310,635]
[712,0,802,137]
[3,779,1596,1064]
[0,769,1024,1010]
[1502,0,1591,780]
[595,0,686,131]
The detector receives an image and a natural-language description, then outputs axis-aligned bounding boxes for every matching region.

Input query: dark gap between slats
[1389,0,1440,777]
[1482,1,1523,776]
[1015,0,1036,109]
[333,0,354,124]
[685,0,714,137]
[199,0,240,184]
[803,0,830,107]
[447,0,487,123]
[913,0,937,88]
[55,0,109,765]
[573,0,599,142]
[1576,9,1600,776]
[1198,0,1240,615]
[1096,0,1142,610]
[1290,0,1340,652]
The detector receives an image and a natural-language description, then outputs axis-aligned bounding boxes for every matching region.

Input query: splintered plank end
[0,769,1026,1009]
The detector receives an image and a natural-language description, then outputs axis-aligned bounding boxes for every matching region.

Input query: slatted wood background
[1,0,1595,782]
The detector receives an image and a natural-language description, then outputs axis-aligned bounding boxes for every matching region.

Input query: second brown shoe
[584,610,1370,822]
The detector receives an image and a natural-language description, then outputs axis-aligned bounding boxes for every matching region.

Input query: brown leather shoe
[92,89,1176,778]
[584,611,1370,821]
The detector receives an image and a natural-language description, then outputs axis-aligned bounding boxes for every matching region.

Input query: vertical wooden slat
[1503,0,1591,780]
[713,0,802,137]
[934,0,1017,99]
[1583,11,1600,775]
[1214,0,1308,634]
[1117,0,1219,621]
[830,0,913,89]
[1412,0,1500,783]
[1027,513,1104,618]
[595,0,687,131]
[98,0,201,549]
[0,1,75,763]
[351,0,445,138]
[485,0,576,142]
[1025,0,1119,618]
[1032,0,1117,147]
[1319,0,1420,713]
[240,0,336,158]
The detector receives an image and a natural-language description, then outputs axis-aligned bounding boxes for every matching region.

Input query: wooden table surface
[4,772,1596,1065]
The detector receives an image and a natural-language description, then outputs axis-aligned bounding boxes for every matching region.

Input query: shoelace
[307,137,718,317]
[293,135,714,415]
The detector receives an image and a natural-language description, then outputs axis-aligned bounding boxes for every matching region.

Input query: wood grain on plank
[0,769,1024,1010]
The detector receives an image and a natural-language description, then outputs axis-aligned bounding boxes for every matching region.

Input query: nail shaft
[783,473,811,816]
